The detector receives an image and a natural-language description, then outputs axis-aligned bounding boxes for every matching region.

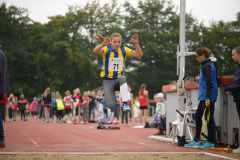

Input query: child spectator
[31,97,39,121]
[63,90,73,123]
[7,94,15,122]
[18,94,28,121]
[150,93,167,135]
[82,91,89,124]
[75,88,83,124]
[50,92,57,122]
[121,97,129,126]
[43,87,51,123]
[114,91,121,122]
[56,96,65,122]
[72,89,77,122]
[103,98,108,122]
[38,96,44,119]
[133,96,140,123]
[89,91,96,122]
[13,96,18,121]
[127,85,133,124]
[25,99,30,120]
[96,90,104,124]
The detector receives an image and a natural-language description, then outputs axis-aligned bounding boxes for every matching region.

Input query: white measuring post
[177,0,186,137]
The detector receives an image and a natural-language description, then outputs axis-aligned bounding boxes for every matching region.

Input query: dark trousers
[39,105,44,119]
[121,107,128,124]
[114,104,120,120]
[0,104,6,122]
[236,101,240,120]
[57,110,64,120]
[89,105,96,121]
[20,110,25,120]
[103,109,108,119]
[8,108,12,120]
[160,117,166,130]
[194,101,216,143]
[0,102,4,141]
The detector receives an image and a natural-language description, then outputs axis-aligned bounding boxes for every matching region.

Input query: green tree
[123,0,201,98]
[0,3,31,97]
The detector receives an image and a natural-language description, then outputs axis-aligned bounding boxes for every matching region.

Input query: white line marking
[20,129,39,147]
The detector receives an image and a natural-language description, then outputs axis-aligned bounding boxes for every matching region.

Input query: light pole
[176,0,195,138]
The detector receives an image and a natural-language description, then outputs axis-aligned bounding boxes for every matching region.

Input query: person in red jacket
[0,94,8,123]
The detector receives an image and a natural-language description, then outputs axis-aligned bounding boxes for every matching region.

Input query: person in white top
[7,94,15,122]
[63,90,73,123]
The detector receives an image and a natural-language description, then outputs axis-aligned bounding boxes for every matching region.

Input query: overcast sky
[1,0,240,26]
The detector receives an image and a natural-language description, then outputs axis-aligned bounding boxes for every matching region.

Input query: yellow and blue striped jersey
[100,44,132,79]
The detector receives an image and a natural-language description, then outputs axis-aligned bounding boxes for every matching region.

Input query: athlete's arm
[93,37,110,55]
[93,44,104,55]
[130,34,143,58]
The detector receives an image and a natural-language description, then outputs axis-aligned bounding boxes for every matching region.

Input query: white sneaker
[232,147,240,154]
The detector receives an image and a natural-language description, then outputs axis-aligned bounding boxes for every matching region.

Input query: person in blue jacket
[185,47,218,149]
[225,46,240,154]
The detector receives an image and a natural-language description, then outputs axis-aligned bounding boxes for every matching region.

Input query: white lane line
[20,129,39,147]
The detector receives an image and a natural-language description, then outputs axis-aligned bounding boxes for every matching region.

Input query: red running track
[0,116,239,159]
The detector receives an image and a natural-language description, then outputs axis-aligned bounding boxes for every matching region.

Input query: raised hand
[102,37,110,46]
[131,34,138,44]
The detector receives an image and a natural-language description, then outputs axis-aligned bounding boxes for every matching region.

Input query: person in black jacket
[225,46,240,154]
[88,91,96,122]
[0,45,10,148]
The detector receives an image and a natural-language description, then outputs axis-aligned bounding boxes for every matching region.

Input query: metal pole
[179,0,186,81]
[177,0,186,113]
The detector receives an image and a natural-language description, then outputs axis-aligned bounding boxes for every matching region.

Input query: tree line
[0,0,239,99]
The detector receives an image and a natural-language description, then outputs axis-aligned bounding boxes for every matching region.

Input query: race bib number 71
[108,58,124,71]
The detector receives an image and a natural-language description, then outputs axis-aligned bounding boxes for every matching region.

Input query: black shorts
[51,107,57,115]
[140,106,148,110]
[32,111,38,116]
[65,108,71,114]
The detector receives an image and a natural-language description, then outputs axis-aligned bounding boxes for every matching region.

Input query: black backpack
[144,122,151,128]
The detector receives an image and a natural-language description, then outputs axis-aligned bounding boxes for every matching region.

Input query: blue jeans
[160,117,166,130]
[149,113,159,128]
[0,102,4,141]
[92,105,96,121]
[194,101,216,143]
